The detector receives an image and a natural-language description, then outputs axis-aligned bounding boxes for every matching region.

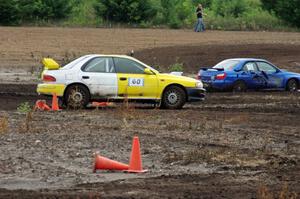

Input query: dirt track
[0,85,299,198]
[0,28,300,198]
[0,27,300,70]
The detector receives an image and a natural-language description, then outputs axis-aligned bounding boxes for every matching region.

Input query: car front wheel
[161,86,186,109]
[287,79,298,92]
[64,84,90,109]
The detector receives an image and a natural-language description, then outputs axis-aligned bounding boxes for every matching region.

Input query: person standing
[194,4,205,32]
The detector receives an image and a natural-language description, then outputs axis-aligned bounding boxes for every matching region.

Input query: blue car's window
[213,60,239,71]
[243,62,258,72]
[257,62,277,73]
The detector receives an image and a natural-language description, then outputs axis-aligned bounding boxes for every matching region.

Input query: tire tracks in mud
[1,83,300,114]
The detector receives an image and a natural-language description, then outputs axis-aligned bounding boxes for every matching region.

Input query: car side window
[256,62,277,73]
[113,58,145,74]
[83,57,115,73]
[243,62,257,72]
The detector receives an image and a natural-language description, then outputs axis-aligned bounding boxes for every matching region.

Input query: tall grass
[64,0,102,27]
[0,116,8,134]
[204,9,286,31]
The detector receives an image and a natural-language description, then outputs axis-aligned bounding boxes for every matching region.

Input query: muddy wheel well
[233,79,246,85]
[162,84,187,101]
[63,83,91,100]
[233,79,247,86]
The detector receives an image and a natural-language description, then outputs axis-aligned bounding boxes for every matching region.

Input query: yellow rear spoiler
[42,58,60,70]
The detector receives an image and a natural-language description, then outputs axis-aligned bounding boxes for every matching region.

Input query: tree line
[0,0,299,30]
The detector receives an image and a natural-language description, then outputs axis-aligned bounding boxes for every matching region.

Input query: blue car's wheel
[287,79,298,92]
[233,81,247,92]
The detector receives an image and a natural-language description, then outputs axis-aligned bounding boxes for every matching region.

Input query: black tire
[161,86,186,109]
[64,84,90,109]
[232,81,247,92]
[286,79,298,92]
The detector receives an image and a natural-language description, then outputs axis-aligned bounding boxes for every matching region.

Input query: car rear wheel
[161,86,186,109]
[287,79,298,92]
[233,81,247,92]
[64,85,90,109]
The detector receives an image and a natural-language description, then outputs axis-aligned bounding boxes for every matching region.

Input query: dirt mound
[0,84,42,110]
[0,84,36,94]
[135,44,300,74]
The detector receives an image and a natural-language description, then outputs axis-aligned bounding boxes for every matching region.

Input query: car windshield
[213,60,240,71]
[62,55,91,69]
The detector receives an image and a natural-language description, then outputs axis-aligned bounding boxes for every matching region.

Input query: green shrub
[0,0,298,30]
[192,0,212,7]
[0,0,73,25]
[204,3,285,31]
[94,0,156,24]
[65,0,101,26]
[20,0,73,21]
[17,102,32,113]
[0,0,20,25]
[241,8,283,30]
[211,0,249,17]
[169,61,184,72]
[261,0,300,27]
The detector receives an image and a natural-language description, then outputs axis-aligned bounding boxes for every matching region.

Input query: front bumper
[186,88,206,102]
[37,83,66,96]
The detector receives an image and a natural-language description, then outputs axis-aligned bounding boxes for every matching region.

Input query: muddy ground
[0,88,299,198]
[0,28,299,198]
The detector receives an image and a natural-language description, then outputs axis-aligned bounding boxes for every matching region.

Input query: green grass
[10,0,299,31]
[63,0,102,27]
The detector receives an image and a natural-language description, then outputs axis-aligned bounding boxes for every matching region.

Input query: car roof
[80,54,158,73]
[84,54,137,59]
[82,54,147,64]
[225,58,268,62]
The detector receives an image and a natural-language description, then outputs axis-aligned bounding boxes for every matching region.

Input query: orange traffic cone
[92,102,111,108]
[126,136,147,173]
[51,93,60,111]
[93,154,129,173]
[34,100,51,111]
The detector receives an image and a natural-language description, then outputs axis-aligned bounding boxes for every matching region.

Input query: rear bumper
[203,80,233,91]
[37,83,66,96]
[186,88,206,102]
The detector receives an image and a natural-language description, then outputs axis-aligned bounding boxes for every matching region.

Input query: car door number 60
[128,78,144,87]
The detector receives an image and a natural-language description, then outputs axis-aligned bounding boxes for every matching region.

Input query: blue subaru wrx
[197,58,300,92]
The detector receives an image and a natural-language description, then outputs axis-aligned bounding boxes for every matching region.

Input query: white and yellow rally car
[37,55,205,109]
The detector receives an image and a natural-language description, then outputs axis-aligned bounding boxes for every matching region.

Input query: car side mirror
[144,68,153,75]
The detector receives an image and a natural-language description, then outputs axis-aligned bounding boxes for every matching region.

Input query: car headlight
[195,81,203,88]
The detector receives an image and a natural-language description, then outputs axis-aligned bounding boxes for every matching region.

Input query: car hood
[282,71,300,76]
[158,73,198,82]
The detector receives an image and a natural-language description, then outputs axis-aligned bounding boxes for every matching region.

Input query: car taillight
[215,73,227,80]
[43,74,56,82]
